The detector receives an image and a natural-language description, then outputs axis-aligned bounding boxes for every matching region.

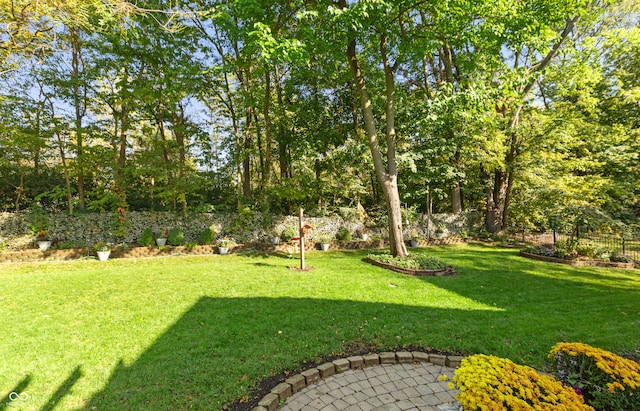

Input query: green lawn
[1,244,638,410]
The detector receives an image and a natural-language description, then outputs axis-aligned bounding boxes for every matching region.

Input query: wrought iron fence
[526,231,640,261]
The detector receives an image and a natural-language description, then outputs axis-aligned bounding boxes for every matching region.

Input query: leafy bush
[168,227,185,246]
[58,240,86,249]
[611,254,634,263]
[336,227,352,241]
[550,342,640,411]
[139,228,155,246]
[281,227,296,242]
[198,228,216,245]
[454,354,592,410]
[367,252,449,270]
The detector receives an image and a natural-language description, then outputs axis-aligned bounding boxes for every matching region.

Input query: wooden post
[299,208,305,270]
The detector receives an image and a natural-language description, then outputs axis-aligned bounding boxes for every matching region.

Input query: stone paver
[274,359,461,411]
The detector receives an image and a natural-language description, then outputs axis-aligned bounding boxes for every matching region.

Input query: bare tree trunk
[263,67,273,186]
[242,106,252,198]
[485,17,579,233]
[70,26,86,210]
[343,21,406,256]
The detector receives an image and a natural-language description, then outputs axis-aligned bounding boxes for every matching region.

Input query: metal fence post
[622,236,626,255]
[553,229,557,245]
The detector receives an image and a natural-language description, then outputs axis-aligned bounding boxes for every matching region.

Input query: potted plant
[435,224,445,239]
[93,241,112,261]
[36,229,52,250]
[155,228,168,246]
[356,227,369,241]
[317,234,331,251]
[271,230,281,245]
[217,237,234,255]
[410,231,420,248]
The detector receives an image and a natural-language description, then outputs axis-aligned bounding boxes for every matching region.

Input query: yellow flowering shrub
[550,342,640,410]
[453,354,594,411]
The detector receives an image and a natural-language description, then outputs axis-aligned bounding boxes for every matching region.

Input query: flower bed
[453,343,640,411]
[454,354,593,410]
[364,252,456,277]
[550,342,640,411]
[519,250,636,269]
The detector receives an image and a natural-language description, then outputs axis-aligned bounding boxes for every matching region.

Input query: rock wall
[0,210,481,250]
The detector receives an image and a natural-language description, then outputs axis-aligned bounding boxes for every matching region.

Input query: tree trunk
[343,20,406,256]
[70,26,86,210]
[242,106,252,198]
[484,17,579,233]
[263,67,273,186]
[451,183,463,214]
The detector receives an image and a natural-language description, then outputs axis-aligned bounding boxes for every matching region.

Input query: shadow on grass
[0,375,30,411]
[40,366,82,411]
[84,271,639,411]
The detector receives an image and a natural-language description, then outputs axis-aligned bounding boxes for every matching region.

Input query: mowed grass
[1,244,638,410]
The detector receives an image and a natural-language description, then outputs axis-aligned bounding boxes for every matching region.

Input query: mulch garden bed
[363,257,457,276]
[519,250,637,269]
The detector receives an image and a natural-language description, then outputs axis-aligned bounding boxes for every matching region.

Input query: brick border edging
[251,351,463,411]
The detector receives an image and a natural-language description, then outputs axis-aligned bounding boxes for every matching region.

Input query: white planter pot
[321,243,330,251]
[435,233,445,239]
[272,236,280,245]
[97,250,111,261]
[361,234,369,241]
[410,240,419,248]
[155,238,167,246]
[218,247,229,255]
[37,241,52,251]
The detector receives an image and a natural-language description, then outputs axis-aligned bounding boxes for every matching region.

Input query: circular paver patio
[252,352,462,411]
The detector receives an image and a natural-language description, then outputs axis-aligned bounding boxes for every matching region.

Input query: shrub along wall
[0,210,481,250]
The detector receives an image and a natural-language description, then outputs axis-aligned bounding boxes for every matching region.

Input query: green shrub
[168,228,185,246]
[198,228,216,245]
[139,228,155,246]
[58,240,86,249]
[367,252,449,270]
[336,227,352,241]
[281,227,296,242]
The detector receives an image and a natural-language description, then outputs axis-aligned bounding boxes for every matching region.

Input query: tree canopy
[1,0,638,244]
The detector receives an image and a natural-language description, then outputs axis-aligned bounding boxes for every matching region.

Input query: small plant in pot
[93,241,112,261]
[271,230,281,245]
[410,231,420,248]
[317,234,331,251]
[356,227,369,241]
[217,237,235,255]
[35,229,52,250]
[154,228,169,246]
[435,224,445,239]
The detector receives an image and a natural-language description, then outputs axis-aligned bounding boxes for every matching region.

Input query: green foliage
[26,207,50,235]
[139,229,155,247]
[198,228,216,245]
[58,240,86,250]
[335,227,352,241]
[167,228,185,246]
[367,252,449,270]
[280,227,296,242]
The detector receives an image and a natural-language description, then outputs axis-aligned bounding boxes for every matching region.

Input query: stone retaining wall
[0,210,479,251]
